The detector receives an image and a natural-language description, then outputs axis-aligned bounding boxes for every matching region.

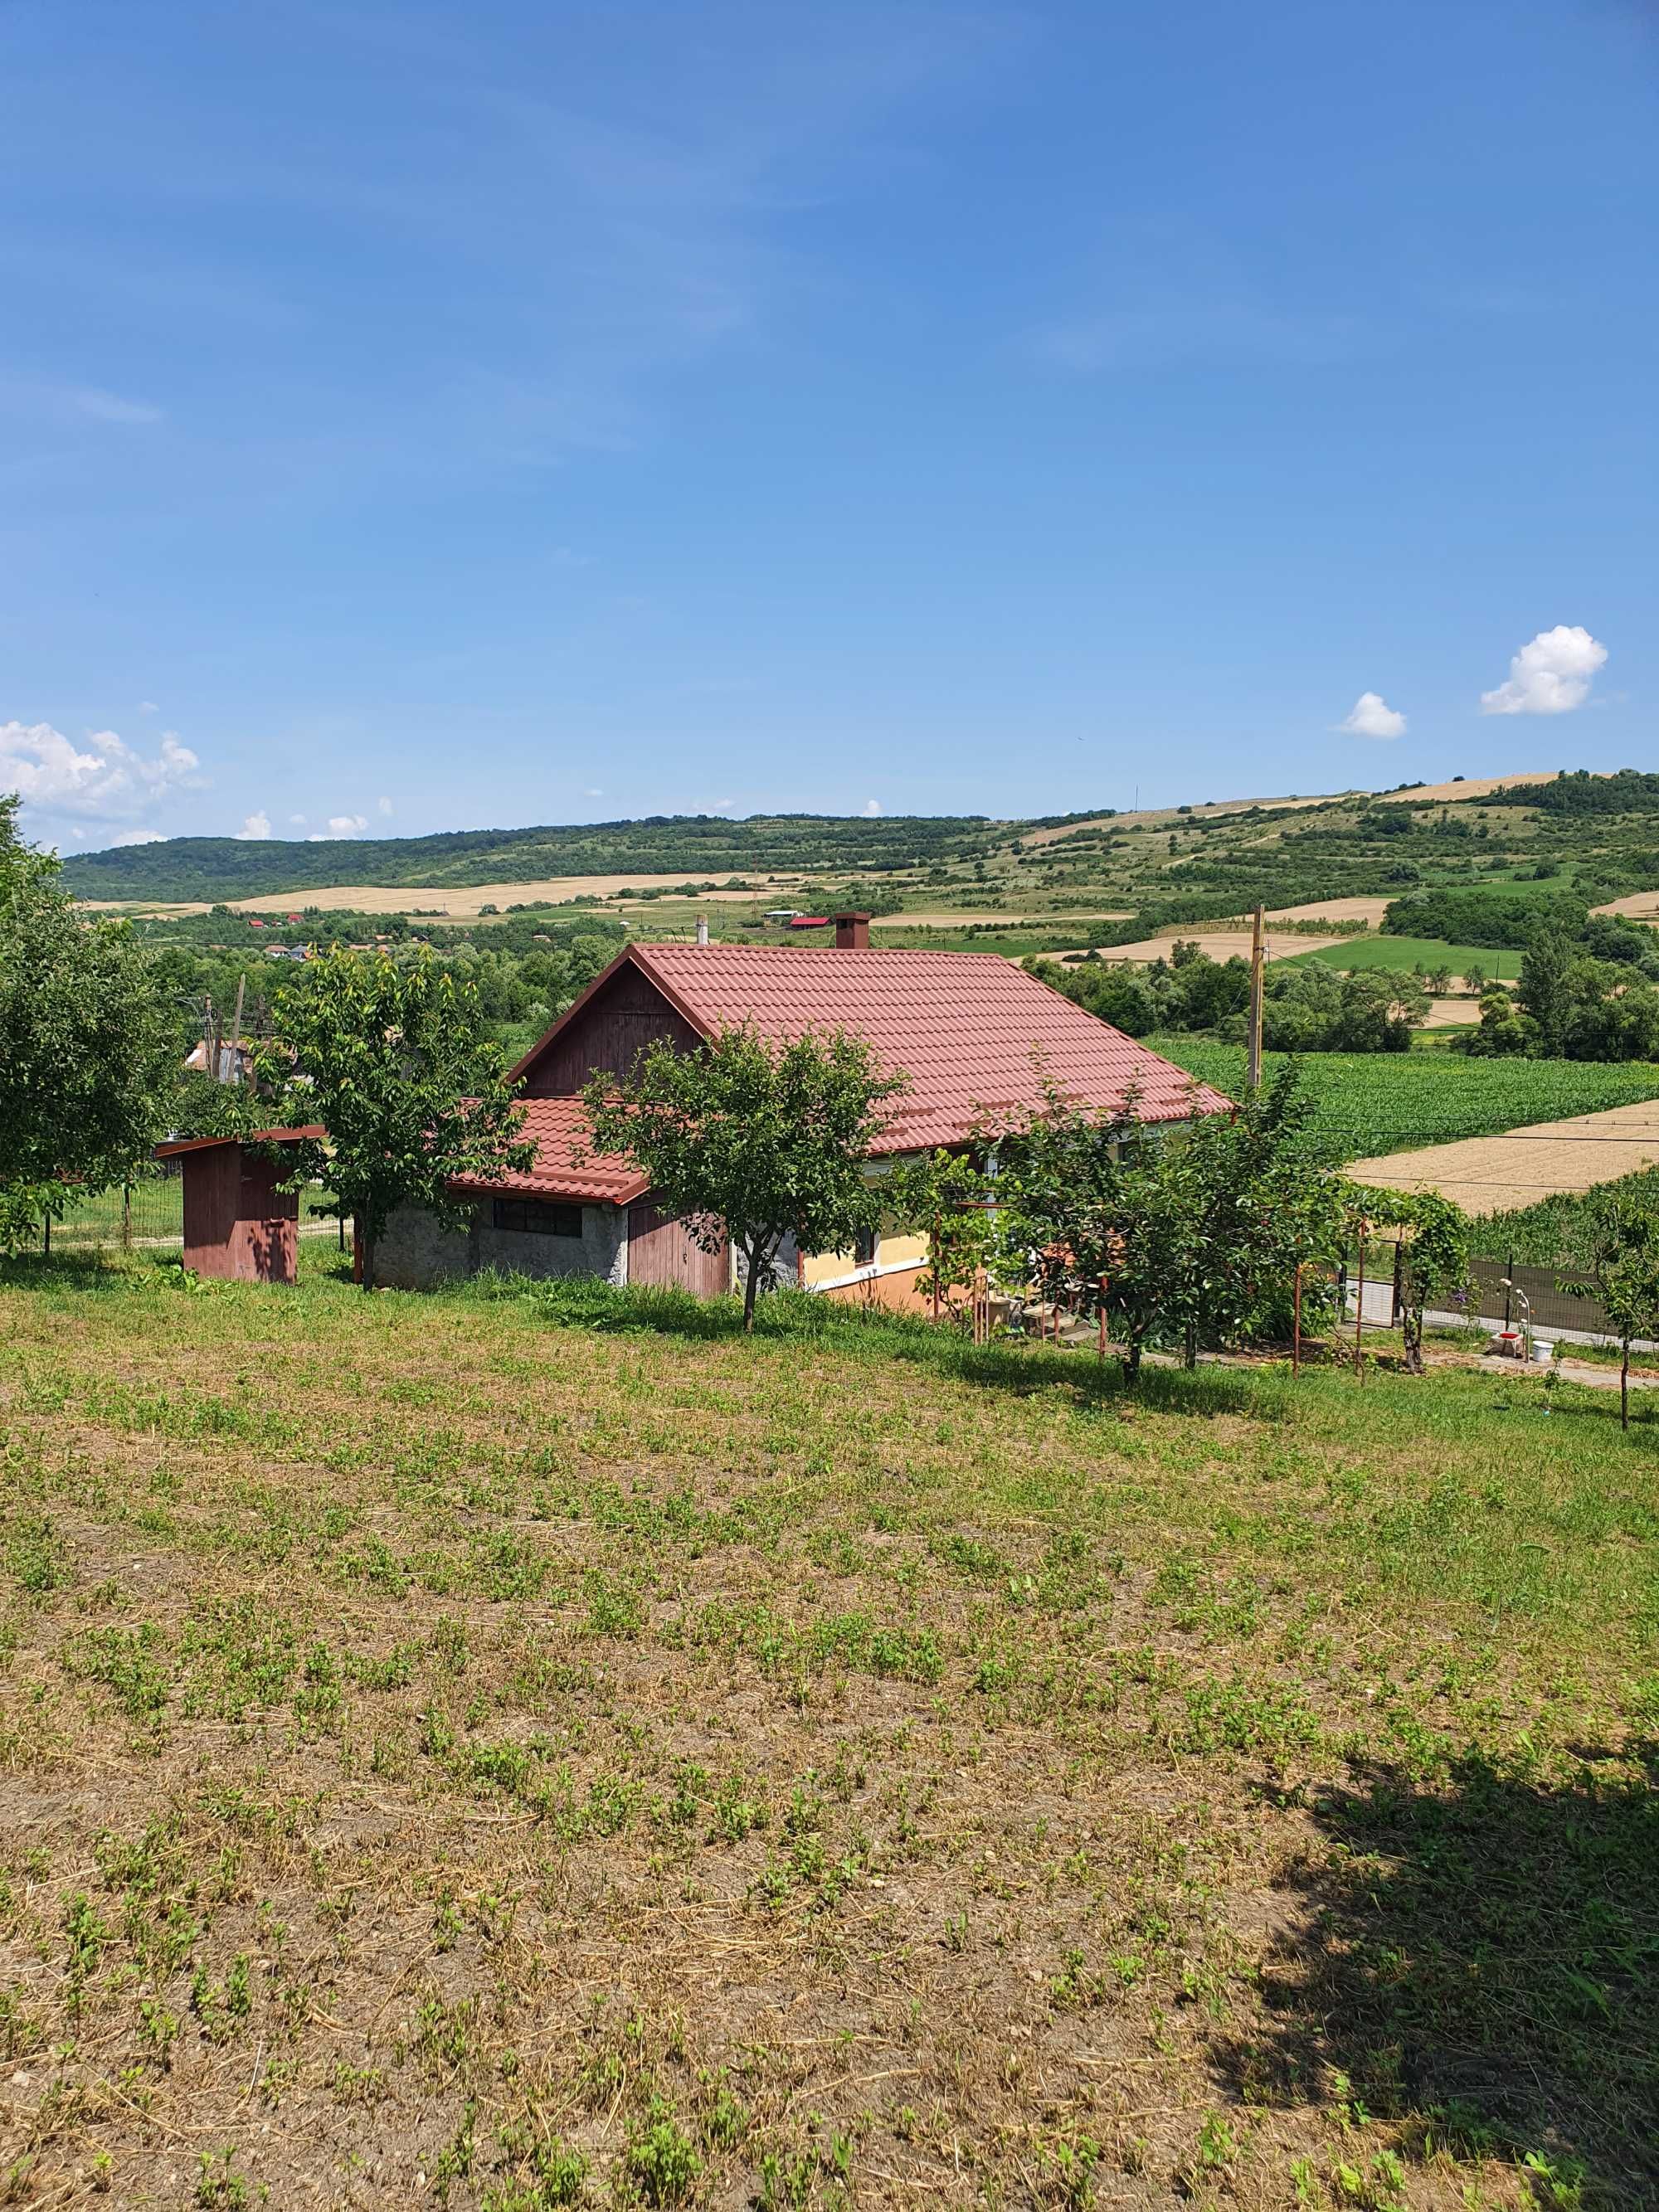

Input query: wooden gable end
[517,959,703,1098]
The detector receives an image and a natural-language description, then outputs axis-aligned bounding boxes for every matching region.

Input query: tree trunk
[360,1229,376,1293]
[742,1247,760,1331]
[1622,1342,1630,1432]
[1403,1303,1423,1376]
[1184,1319,1196,1371]
[1124,1339,1142,1385]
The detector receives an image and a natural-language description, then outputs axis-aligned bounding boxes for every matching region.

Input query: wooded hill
[60,813,1000,902]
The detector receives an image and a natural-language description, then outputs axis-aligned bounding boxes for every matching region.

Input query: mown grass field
[0,1253,1654,2210]
[1149,1040,1659,1157]
[1287,938,1522,983]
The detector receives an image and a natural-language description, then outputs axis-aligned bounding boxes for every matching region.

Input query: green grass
[0,1250,1652,2207]
[1287,934,1524,980]
[1149,1036,1659,1153]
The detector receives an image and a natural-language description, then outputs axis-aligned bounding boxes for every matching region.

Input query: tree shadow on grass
[1210,1744,1659,2205]
[0,1252,143,1297]
[465,1271,1269,1418]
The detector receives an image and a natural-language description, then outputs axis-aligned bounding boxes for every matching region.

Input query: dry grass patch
[0,1258,1652,2209]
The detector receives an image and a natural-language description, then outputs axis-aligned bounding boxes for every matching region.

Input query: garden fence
[37,1169,344,1256]
[1342,1248,1632,1347]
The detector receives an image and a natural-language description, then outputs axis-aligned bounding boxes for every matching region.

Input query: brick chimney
[834,912,870,950]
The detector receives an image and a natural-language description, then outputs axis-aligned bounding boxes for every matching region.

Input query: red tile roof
[632,944,1231,1150]
[484,946,1230,1198]
[449,1096,649,1205]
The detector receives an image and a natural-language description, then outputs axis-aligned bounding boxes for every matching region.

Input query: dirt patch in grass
[0,1260,1651,2209]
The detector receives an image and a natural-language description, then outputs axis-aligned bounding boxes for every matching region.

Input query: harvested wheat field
[1262,897,1392,928]
[1418,997,1481,1030]
[1347,1097,1659,1213]
[1093,928,1346,965]
[0,1254,1652,2210]
[84,876,795,921]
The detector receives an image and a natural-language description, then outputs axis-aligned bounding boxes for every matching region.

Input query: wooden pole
[121,1183,132,1252]
[1097,1276,1107,1364]
[1353,1229,1367,1379]
[226,974,246,1084]
[1247,904,1265,1090]
[1292,1261,1302,1378]
[932,1215,941,1325]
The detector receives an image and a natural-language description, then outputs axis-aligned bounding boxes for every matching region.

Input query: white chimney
[695,916,709,946]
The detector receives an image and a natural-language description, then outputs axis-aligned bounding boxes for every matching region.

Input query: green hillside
[59,814,999,902]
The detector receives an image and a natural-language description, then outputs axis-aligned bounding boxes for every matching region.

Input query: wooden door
[627,1200,729,1296]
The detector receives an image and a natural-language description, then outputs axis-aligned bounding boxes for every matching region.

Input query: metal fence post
[121,1183,133,1251]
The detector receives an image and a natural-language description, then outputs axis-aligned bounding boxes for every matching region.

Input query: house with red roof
[373,913,1230,1302]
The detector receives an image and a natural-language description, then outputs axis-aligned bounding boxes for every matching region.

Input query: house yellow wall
[800,1227,929,1289]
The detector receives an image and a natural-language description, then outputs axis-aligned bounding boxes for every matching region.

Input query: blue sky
[2,0,1654,852]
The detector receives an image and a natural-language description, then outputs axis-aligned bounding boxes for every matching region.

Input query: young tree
[581,1024,908,1328]
[889,1147,1000,1315]
[261,948,533,1291]
[1343,1185,1470,1373]
[0,795,177,1249]
[1564,1178,1659,1430]
[1000,1064,1344,1378]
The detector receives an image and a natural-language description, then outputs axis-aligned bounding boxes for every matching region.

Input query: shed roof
[156,1124,324,1159]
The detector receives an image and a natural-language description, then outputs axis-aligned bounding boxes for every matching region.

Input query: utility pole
[1247,903,1265,1088]
[226,974,246,1085]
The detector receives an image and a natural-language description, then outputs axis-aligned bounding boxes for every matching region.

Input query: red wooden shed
[153,1126,323,1283]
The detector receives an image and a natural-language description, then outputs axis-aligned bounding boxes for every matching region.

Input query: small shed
[154,1126,323,1283]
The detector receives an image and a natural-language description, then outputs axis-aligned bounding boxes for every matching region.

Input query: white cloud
[377,795,393,816]
[71,386,163,425]
[307,814,368,840]
[860,798,883,817]
[0,717,202,820]
[108,827,167,847]
[1481,625,1607,716]
[1337,691,1407,741]
[583,787,604,799]
[289,813,306,825]
[138,700,159,715]
[236,811,272,841]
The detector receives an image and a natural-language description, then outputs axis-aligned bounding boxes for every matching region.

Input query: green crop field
[1287,934,1525,980]
[0,1250,1652,2209]
[1149,1037,1659,1153]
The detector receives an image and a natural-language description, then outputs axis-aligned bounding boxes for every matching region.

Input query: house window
[493,1198,582,1238]
[854,1228,878,1268]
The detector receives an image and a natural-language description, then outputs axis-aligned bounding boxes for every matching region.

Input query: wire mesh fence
[36,1169,345,1256]
[45,1168,183,1251]
[1340,1247,1624,1344]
